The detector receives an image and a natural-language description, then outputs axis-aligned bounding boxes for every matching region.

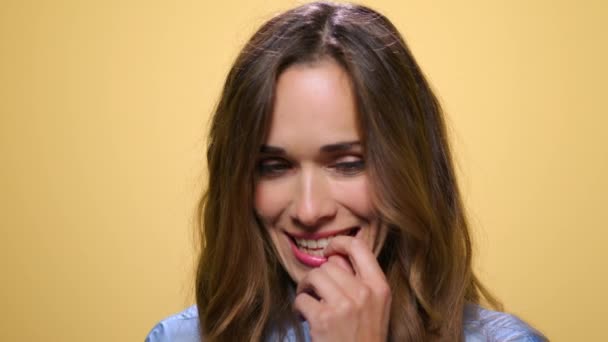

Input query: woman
[146,2,547,341]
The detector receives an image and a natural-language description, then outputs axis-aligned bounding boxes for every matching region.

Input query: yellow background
[1,0,606,341]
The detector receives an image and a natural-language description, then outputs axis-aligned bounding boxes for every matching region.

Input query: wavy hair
[195,2,502,341]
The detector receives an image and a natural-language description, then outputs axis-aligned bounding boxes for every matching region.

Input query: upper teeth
[296,237,327,249]
[294,230,352,250]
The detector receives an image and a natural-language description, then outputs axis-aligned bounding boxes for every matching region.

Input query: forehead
[268,59,360,147]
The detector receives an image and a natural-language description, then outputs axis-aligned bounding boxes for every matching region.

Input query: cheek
[254,181,289,224]
[332,176,373,216]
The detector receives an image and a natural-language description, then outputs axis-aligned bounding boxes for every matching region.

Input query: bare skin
[294,237,391,341]
[254,58,391,340]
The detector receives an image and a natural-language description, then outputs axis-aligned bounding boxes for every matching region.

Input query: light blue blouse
[145,303,547,341]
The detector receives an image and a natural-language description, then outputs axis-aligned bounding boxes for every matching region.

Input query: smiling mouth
[285,227,359,257]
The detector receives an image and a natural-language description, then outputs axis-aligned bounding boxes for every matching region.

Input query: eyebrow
[320,141,361,153]
[259,141,361,154]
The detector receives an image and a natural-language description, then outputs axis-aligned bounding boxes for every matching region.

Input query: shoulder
[145,303,547,341]
[145,305,201,342]
[463,303,548,342]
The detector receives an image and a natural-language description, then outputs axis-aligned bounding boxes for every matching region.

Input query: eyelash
[332,160,365,175]
[256,158,365,177]
[257,159,291,177]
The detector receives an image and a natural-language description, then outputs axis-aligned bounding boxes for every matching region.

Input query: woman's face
[254,59,387,284]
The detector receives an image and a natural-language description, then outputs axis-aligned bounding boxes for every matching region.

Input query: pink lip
[285,227,359,268]
[287,226,357,240]
[288,236,327,267]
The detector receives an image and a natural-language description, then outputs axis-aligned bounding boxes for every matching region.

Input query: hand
[294,236,391,342]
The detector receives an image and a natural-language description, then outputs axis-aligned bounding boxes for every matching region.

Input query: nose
[290,167,337,229]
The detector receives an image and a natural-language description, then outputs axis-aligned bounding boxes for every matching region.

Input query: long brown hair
[195,2,502,341]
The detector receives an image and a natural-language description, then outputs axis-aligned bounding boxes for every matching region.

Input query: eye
[257,158,292,178]
[331,158,365,176]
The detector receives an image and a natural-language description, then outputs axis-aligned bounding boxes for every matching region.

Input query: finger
[324,235,386,284]
[296,266,346,305]
[293,292,322,322]
[327,254,354,275]
[319,259,370,302]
